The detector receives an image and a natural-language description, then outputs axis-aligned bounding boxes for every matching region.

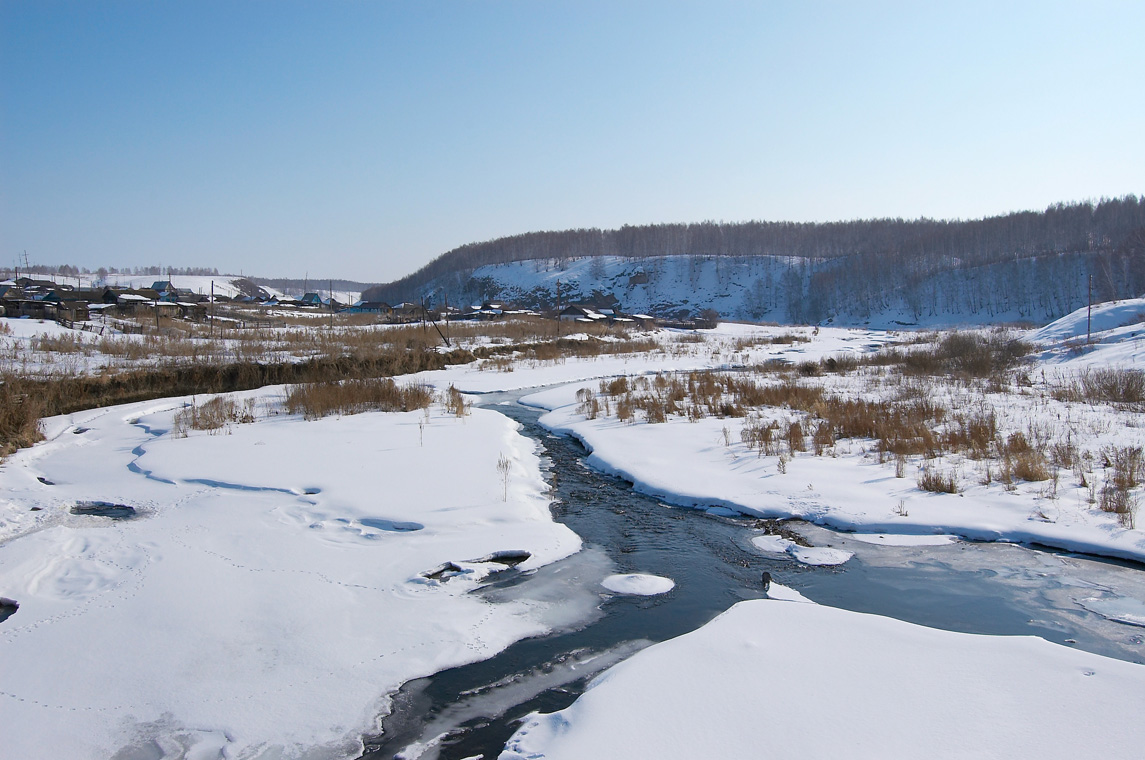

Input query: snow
[1030,297,1145,368]
[842,532,959,546]
[515,366,1145,563]
[419,253,1094,328]
[0,388,580,759]
[501,593,1145,760]
[750,534,853,565]
[600,574,675,595]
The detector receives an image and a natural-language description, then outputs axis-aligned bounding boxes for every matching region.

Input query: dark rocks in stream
[761,572,772,593]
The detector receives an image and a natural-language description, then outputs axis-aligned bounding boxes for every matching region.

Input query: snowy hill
[1030,297,1145,367]
[401,252,1105,328]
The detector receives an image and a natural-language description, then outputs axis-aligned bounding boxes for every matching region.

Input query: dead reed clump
[172,395,257,435]
[918,466,959,494]
[0,376,45,457]
[442,384,470,417]
[869,330,1031,379]
[1105,446,1144,490]
[286,378,433,420]
[600,376,630,396]
[1054,368,1145,408]
[32,333,92,354]
[740,414,780,457]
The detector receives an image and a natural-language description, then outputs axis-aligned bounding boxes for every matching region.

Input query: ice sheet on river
[502,589,1145,760]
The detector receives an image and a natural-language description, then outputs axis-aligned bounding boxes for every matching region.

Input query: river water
[360,392,1145,760]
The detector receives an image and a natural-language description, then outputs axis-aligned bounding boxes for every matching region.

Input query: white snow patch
[501,598,1145,760]
[601,574,675,596]
[0,388,580,759]
[750,534,853,566]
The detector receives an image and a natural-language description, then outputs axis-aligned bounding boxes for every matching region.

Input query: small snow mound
[789,546,852,566]
[765,583,812,603]
[601,573,675,596]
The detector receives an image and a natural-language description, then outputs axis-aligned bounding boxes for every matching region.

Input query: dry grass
[1052,368,1145,408]
[442,385,471,417]
[865,330,1031,379]
[0,375,45,457]
[918,466,959,493]
[172,395,257,435]
[285,378,432,420]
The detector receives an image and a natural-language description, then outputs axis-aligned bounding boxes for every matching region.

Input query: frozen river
[363,392,1145,759]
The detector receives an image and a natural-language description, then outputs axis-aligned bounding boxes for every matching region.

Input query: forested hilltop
[366,197,1145,326]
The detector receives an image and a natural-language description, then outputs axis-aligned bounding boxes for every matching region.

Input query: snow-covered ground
[501,586,1145,760]
[1032,296,1145,367]
[520,376,1145,562]
[0,388,579,758]
[5,303,1145,759]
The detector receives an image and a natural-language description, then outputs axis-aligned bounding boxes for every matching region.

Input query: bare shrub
[497,453,511,501]
[918,467,958,494]
[600,376,629,396]
[795,360,821,377]
[1099,483,1137,528]
[1049,435,1078,470]
[1106,446,1144,490]
[740,414,778,457]
[576,388,601,420]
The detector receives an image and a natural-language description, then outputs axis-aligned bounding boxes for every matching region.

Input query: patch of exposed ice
[844,533,959,546]
[1077,596,1145,628]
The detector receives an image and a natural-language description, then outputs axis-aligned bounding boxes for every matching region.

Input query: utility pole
[329,279,334,330]
[556,279,561,338]
[443,292,450,343]
[1087,273,1093,345]
[210,280,215,338]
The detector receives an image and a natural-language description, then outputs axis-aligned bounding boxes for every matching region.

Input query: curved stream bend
[360,391,1145,760]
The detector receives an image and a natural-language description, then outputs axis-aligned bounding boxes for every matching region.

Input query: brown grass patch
[285,378,432,420]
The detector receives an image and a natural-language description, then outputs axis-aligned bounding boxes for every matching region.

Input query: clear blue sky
[2,1,1142,282]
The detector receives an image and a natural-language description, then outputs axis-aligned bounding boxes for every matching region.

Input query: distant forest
[365,197,1145,310]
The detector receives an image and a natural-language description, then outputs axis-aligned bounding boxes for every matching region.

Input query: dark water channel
[360,392,1145,760]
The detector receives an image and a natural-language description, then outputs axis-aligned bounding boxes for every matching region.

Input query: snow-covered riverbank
[502,586,1145,760]
[0,388,579,759]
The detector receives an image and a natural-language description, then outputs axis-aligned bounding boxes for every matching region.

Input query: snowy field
[0,389,579,758]
[5,302,1145,758]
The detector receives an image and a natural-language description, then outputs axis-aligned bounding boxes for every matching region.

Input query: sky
[2,1,1143,283]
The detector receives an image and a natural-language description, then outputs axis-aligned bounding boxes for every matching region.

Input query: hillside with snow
[404,251,1102,328]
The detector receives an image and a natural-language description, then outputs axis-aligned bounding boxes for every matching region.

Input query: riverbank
[0,386,578,759]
